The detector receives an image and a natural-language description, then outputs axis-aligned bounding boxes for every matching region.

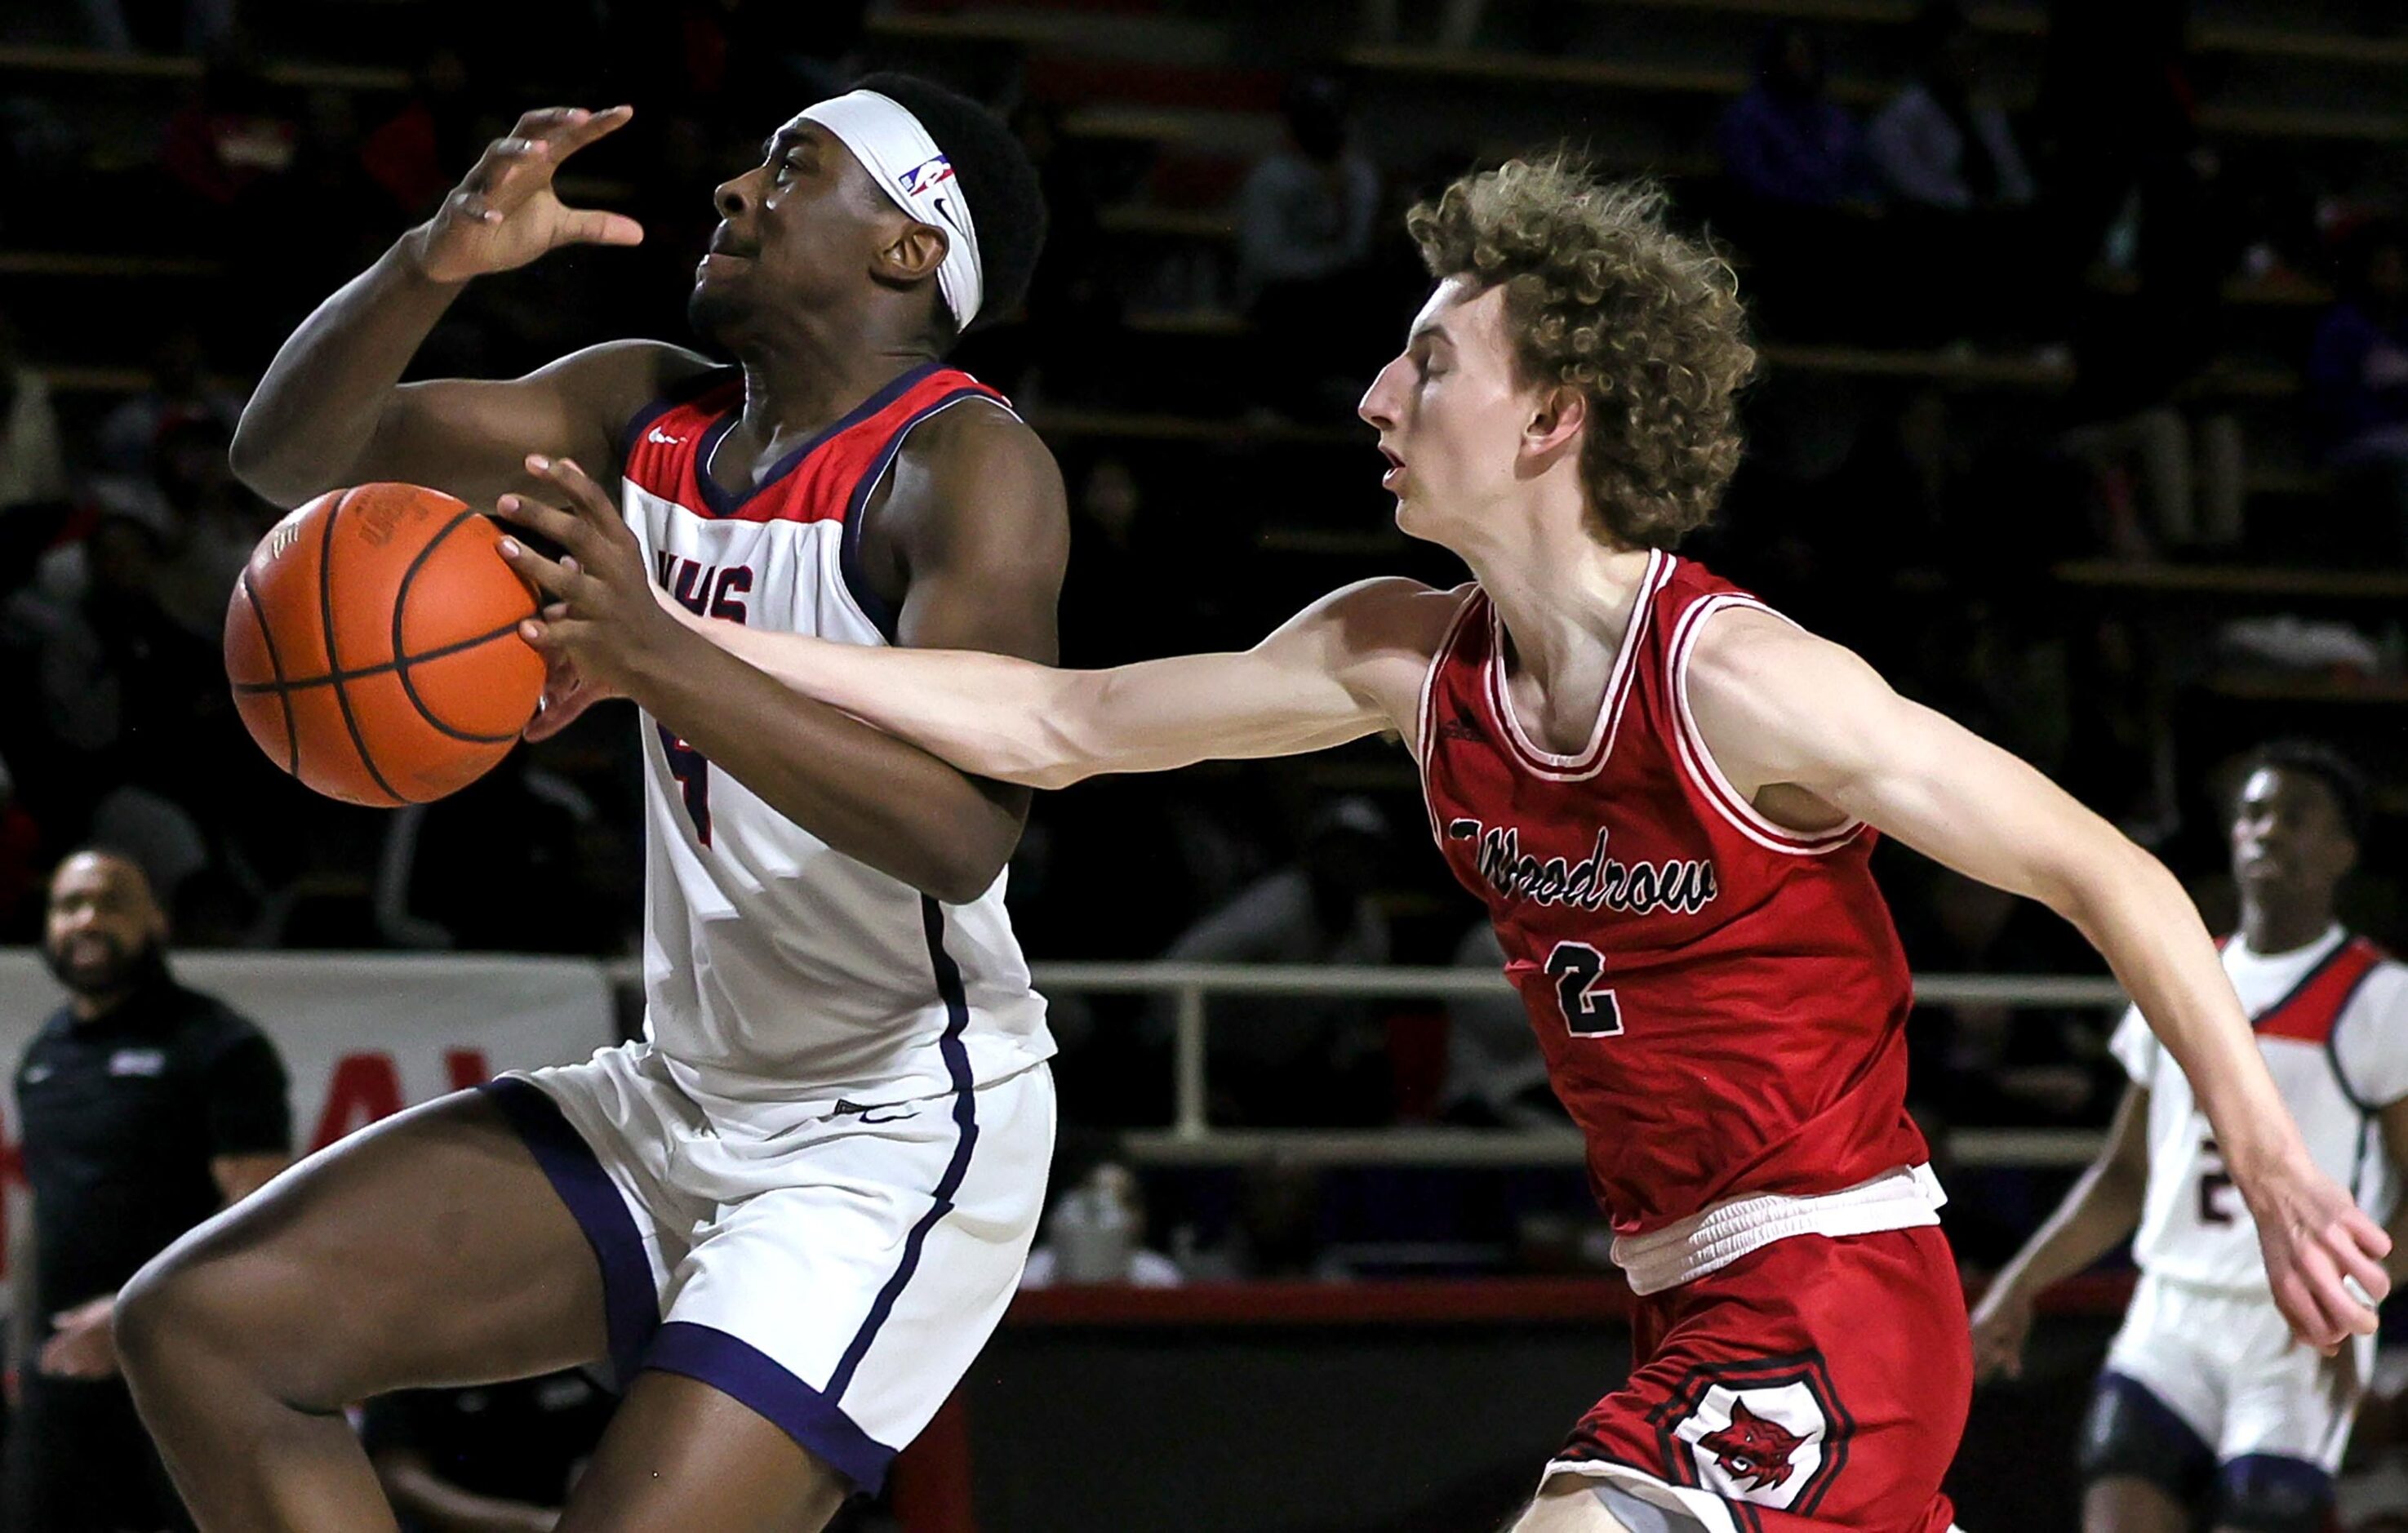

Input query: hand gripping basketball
[403,105,643,286]
[495,455,682,706]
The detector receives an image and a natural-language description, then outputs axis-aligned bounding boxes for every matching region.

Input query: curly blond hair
[1406,157,1757,549]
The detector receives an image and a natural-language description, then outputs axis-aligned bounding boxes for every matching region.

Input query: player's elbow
[921,845,1009,906]
[909,802,1028,905]
[228,417,320,509]
[2042,833,2170,936]
[1021,760,1091,793]
[225,420,283,500]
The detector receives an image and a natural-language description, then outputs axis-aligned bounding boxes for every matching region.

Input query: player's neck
[1462,503,1655,694]
[2237,901,2339,958]
[729,318,939,464]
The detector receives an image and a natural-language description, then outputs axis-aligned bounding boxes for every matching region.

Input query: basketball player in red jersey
[117,79,1066,1533]
[507,156,2392,1532]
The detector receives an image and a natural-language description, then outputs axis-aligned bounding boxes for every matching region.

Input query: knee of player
[112,1253,195,1381]
[114,1238,251,1381]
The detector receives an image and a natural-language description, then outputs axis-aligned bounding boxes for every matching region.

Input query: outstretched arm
[1968,1084,2152,1380]
[673,575,1452,789]
[501,449,1451,893]
[1685,607,2389,1350]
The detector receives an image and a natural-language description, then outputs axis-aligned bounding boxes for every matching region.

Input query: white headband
[801,89,984,330]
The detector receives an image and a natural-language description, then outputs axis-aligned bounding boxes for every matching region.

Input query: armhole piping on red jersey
[1482,549,1675,784]
[832,389,1016,645]
[1415,584,1484,844]
[1667,593,1867,855]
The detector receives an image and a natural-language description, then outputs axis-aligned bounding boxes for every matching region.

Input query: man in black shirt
[9,850,292,1531]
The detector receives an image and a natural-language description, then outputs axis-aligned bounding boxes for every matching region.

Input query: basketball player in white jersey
[504,155,2391,1533]
[1974,740,2408,1533]
[115,78,1063,1532]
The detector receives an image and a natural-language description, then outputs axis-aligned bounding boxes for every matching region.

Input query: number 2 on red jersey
[1546,940,1624,1037]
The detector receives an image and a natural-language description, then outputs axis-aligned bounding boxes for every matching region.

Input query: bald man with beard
[9,851,291,1533]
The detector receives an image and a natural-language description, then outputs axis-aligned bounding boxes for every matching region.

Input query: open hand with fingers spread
[403,105,643,286]
[495,455,686,708]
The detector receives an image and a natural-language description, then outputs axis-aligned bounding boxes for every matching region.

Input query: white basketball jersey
[613,363,1052,1111]
[2113,926,2408,1292]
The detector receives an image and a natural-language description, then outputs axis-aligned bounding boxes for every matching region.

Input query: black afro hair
[851,71,1046,347]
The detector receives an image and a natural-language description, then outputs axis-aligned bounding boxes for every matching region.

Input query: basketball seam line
[239,569,300,779]
[393,508,531,746]
[229,615,529,695]
[318,491,409,806]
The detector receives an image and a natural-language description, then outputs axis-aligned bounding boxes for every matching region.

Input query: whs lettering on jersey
[655,553,754,622]
[1446,818,1719,917]
[647,554,755,846]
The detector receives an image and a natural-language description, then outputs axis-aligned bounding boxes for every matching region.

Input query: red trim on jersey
[1415,587,1483,842]
[618,363,1008,527]
[2255,936,2388,1046]
[1482,549,1673,782]
[1666,593,1864,855]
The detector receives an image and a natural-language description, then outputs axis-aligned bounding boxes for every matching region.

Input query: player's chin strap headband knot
[800,89,984,331]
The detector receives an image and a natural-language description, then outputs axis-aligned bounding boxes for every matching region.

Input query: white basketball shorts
[482,1038,1055,1495]
[2104,1269,2370,1473]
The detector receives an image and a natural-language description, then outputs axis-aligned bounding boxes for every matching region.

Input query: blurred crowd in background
[0,0,2406,1273]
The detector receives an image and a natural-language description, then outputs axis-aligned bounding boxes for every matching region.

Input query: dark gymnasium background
[2,0,2406,1528]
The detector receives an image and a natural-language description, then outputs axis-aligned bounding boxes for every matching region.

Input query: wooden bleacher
[0,42,407,91]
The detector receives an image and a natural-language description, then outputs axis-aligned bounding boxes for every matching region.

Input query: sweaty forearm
[629,624,1027,903]
[692,615,1086,788]
[230,236,462,506]
[2059,851,2306,1182]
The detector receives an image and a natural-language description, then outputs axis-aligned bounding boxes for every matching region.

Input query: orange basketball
[224,482,544,806]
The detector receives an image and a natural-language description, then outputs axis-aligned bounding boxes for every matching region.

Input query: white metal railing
[606,959,2126,1170]
[1026,965,2126,1170]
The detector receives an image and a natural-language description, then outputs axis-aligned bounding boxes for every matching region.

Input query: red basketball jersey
[1419,550,1928,1235]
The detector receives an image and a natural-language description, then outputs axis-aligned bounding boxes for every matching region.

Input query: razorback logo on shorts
[1656,1353,1851,1517]
[1697,1401,1804,1492]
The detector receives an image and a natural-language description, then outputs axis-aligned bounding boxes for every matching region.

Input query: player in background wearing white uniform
[114,78,1064,1533]
[1973,740,2408,1533]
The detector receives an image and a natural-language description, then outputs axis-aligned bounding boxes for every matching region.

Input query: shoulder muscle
[1263,577,1468,737]
[881,398,1070,664]
[1682,603,1898,797]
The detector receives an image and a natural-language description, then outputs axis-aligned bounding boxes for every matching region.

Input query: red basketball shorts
[1544,1226,1971,1533]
